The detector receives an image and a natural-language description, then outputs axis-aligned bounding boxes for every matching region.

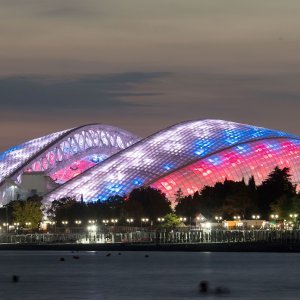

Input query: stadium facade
[1,120,300,206]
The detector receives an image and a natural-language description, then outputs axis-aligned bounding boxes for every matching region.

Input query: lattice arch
[7,124,140,184]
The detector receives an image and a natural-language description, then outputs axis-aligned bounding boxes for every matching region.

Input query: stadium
[1,119,300,206]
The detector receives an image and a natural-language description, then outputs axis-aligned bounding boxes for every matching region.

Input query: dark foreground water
[0,251,299,300]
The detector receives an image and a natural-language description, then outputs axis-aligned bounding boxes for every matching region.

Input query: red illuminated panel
[151,139,300,200]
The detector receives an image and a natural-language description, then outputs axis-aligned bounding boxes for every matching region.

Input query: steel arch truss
[2,124,140,186]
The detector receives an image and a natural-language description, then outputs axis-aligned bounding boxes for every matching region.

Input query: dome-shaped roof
[43,119,300,203]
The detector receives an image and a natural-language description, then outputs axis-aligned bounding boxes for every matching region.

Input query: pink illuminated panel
[151,139,300,199]
[51,159,97,183]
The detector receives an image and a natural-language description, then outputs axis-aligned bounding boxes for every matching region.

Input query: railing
[1,229,300,245]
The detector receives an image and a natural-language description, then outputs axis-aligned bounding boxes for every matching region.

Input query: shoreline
[1,241,300,252]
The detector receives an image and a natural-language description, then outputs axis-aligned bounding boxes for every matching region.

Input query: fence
[1,228,300,245]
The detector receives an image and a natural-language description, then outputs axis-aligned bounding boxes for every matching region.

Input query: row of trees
[47,187,172,226]
[48,167,300,224]
[176,167,300,220]
[1,166,299,229]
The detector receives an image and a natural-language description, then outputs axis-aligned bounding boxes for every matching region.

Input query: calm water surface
[0,251,299,300]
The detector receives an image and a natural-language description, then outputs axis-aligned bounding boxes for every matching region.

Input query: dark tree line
[175,167,299,220]
[48,187,172,226]
[1,166,299,228]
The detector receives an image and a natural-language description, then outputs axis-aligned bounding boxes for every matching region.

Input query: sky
[0,0,300,150]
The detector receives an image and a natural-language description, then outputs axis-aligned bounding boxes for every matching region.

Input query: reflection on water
[0,251,299,300]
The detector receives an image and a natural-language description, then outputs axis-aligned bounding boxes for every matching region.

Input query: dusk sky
[0,0,300,151]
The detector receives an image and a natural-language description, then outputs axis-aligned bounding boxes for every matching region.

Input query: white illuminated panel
[0,124,140,188]
[44,119,300,203]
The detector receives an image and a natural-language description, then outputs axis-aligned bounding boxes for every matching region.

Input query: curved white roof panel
[43,119,300,203]
[0,124,140,187]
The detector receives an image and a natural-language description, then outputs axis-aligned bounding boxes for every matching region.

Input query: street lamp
[61,221,68,225]
[48,221,56,232]
[141,218,149,226]
[87,224,97,231]
[215,216,223,223]
[102,219,109,225]
[270,214,279,220]
[289,214,298,228]
[111,219,118,225]
[233,216,241,220]
[179,217,187,222]
[25,222,32,228]
[157,217,165,223]
[252,215,260,229]
[196,216,205,222]
[126,218,134,225]
[13,222,20,230]
[88,219,96,224]
[289,213,298,218]
[3,222,9,233]
[0,204,9,229]
[75,220,82,225]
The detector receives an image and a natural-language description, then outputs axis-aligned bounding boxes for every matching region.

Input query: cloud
[36,4,99,19]
[0,72,168,112]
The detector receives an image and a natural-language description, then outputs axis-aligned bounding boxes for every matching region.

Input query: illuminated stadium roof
[0,124,140,204]
[42,119,300,204]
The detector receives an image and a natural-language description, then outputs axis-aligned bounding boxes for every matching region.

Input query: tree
[12,195,43,229]
[160,213,183,229]
[0,203,13,224]
[270,194,300,219]
[124,187,172,221]
[86,195,126,222]
[49,197,87,225]
[194,179,257,219]
[174,188,184,203]
[175,194,201,220]
[257,167,296,218]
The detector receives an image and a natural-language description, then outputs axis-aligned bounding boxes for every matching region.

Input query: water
[0,251,299,300]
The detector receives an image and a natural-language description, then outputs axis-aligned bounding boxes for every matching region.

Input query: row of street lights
[47,217,169,227]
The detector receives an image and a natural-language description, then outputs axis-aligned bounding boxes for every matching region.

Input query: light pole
[252,215,260,229]
[126,218,134,226]
[49,221,56,232]
[3,222,9,233]
[75,220,82,232]
[270,214,279,220]
[111,219,118,226]
[102,219,109,226]
[179,217,187,223]
[141,218,149,227]
[13,222,20,232]
[233,216,241,229]
[215,216,223,223]
[289,213,298,228]
[196,216,205,222]
[157,217,165,223]
[0,204,9,233]
[61,221,68,226]
[25,222,32,230]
